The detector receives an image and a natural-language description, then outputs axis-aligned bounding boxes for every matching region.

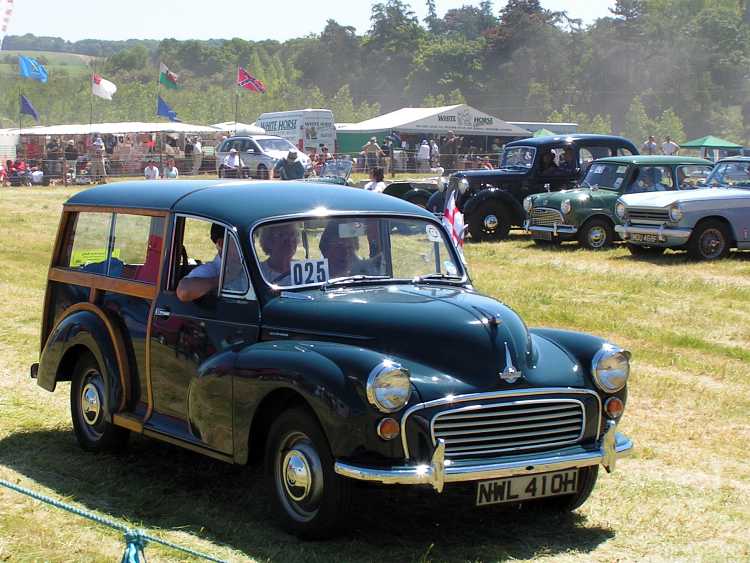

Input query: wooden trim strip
[144,213,171,422]
[63,205,169,217]
[41,212,73,354]
[112,413,144,433]
[142,429,234,463]
[57,302,130,412]
[48,268,157,300]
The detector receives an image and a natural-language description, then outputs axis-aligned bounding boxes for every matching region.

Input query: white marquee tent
[4,121,221,137]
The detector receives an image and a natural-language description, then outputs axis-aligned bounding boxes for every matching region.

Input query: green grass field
[0,184,749,561]
[0,49,95,77]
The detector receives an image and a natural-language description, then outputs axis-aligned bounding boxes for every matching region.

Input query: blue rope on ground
[0,478,227,562]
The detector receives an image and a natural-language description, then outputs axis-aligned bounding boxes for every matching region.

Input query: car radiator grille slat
[529,207,565,227]
[432,400,585,460]
[628,208,669,223]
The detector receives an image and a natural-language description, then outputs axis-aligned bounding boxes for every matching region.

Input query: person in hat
[361,137,384,171]
[220,147,245,178]
[273,150,305,180]
[417,139,431,172]
[441,130,461,172]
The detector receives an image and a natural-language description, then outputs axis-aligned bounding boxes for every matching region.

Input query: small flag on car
[159,62,180,89]
[237,66,266,93]
[442,190,466,249]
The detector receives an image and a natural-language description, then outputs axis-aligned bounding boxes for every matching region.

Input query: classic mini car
[524,156,713,249]
[615,157,750,260]
[435,134,638,241]
[215,134,312,179]
[32,180,633,538]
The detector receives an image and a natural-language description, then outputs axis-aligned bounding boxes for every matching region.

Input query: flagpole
[234,66,239,135]
[89,61,96,130]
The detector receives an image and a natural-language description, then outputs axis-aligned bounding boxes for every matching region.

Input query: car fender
[233,340,415,463]
[464,188,525,225]
[38,306,128,420]
[383,182,434,202]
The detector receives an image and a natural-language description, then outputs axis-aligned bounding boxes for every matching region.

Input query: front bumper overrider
[334,421,633,493]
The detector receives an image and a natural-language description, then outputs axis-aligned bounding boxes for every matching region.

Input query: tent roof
[6,121,221,137]
[338,105,530,137]
[681,135,743,149]
[533,128,556,137]
[211,121,265,135]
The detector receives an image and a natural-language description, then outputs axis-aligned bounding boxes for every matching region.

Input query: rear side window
[617,147,634,157]
[580,146,613,164]
[60,211,164,284]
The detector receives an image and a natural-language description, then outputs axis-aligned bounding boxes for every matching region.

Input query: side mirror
[246,148,256,154]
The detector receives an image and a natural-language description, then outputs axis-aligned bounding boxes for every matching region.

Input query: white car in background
[215,135,312,179]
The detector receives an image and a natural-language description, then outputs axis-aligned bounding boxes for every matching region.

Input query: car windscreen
[706,161,750,188]
[257,138,297,152]
[501,147,535,169]
[320,159,352,179]
[583,163,629,191]
[252,216,463,288]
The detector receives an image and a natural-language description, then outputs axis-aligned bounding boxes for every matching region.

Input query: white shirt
[31,170,44,184]
[364,181,386,193]
[144,165,160,180]
[260,259,290,285]
[193,141,202,154]
[417,144,431,161]
[186,254,221,279]
[187,254,246,292]
[662,141,679,155]
[223,154,243,168]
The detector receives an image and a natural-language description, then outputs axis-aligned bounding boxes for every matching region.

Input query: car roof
[594,155,713,166]
[222,135,285,141]
[65,180,434,229]
[716,156,750,164]
[505,134,637,149]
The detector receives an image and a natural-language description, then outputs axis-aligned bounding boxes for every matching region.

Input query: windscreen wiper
[412,273,463,283]
[322,275,390,289]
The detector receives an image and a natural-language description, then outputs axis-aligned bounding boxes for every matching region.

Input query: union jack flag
[237,66,266,93]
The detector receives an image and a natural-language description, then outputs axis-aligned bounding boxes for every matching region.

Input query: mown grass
[0,185,749,561]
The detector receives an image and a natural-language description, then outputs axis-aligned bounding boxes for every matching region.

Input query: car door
[148,215,259,455]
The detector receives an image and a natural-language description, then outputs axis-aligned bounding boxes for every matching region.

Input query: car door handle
[154,306,171,319]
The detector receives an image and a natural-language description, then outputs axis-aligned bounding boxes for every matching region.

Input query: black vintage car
[32,180,633,538]
[432,134,639,241]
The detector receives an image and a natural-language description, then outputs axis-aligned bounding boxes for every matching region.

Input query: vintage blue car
[32,180,633,538]
[615,157,750,259]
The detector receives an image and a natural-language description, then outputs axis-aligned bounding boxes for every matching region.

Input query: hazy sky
[5,0,616,43]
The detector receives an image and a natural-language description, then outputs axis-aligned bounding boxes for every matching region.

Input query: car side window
[248,140,261,153]
[110,214,165,284]
[218,140,230,153]
[60,212,113,274]
[221,235,249,295]
[580,146,613,165]
[677,165,712,189]
[626,166,674,194]
[617,147,634,157]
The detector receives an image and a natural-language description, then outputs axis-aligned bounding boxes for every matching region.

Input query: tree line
[1,0,749,145]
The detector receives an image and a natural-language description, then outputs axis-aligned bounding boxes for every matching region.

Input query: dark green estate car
[32,180,633,538]
[524,155,713,249]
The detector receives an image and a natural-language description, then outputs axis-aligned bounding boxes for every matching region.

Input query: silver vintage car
[614,157,750,260]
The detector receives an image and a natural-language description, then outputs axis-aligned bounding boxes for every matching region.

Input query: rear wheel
[578,218,614,250]
[687,220,731,260]
[627,244,665,257]
[257,164,269,180]
[70,354,129,452]
[468,203,511,241]
[265,408,351,539]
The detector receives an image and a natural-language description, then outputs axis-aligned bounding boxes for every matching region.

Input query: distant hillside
[0,50,96,76]
[1,34,160,57]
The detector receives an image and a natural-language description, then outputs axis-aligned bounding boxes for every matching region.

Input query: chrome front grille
[432,399,585,460]
[628,208,669,223]
[530,207,565,227]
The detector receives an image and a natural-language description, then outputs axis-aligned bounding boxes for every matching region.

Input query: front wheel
[578,218,614,250]
[266,408,351,539]
[687,220,731,260]
[468,203,511,242]
[70,354,129,452]
[257,164,269,180]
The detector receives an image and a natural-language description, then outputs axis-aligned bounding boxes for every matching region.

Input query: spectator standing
[381,139,393,178]
[144,160,160,180]
[274,150,305,180]
[441,130,461,172]
[90,138,107,184]
[0,160,7,187]
[364,167,386,193]
[362,137,384,171]
[191,137,203,175]
[163,158,179,179]
[641,135,658,155]
[416,140,431,172]
[64,140,78,180]
[45,136,63,182]
[661,136,679,156]
[430,139,440,167]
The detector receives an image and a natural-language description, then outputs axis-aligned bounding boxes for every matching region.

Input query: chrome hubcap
[588,226,606,248]
[700,228,724,258]
[483,214,498,231]
[81,382,101,426]
[283,450,312,502]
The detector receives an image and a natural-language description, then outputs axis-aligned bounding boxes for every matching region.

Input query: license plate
[532,230,553,241]
[631,233,658,243]
[476,469,578,506]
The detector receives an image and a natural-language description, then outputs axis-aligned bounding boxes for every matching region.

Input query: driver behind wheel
[177,223,242,301]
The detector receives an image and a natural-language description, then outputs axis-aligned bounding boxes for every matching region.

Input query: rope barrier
[0,478,227,562]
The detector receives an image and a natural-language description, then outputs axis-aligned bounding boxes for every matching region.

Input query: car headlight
[591,344,631,393]
[438,177,448,192]
[668,204,683,222]
[615,201,627,220]
[366,360,412,413]
[523,196,533,213]
[560,199,572,215]
[458,178,470,194]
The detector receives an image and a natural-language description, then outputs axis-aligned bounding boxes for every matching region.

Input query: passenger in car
[176,223,226,302]
[258,223,300,285]
[540,150,559,175]
[319,221,382,279]
[558,147,577,173]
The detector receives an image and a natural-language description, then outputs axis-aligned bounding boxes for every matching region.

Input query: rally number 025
[291,260,328,285]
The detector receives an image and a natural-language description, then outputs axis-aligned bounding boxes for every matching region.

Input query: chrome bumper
[614,224,691,242]
[523,220,577,236]
[334,421,632,493]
